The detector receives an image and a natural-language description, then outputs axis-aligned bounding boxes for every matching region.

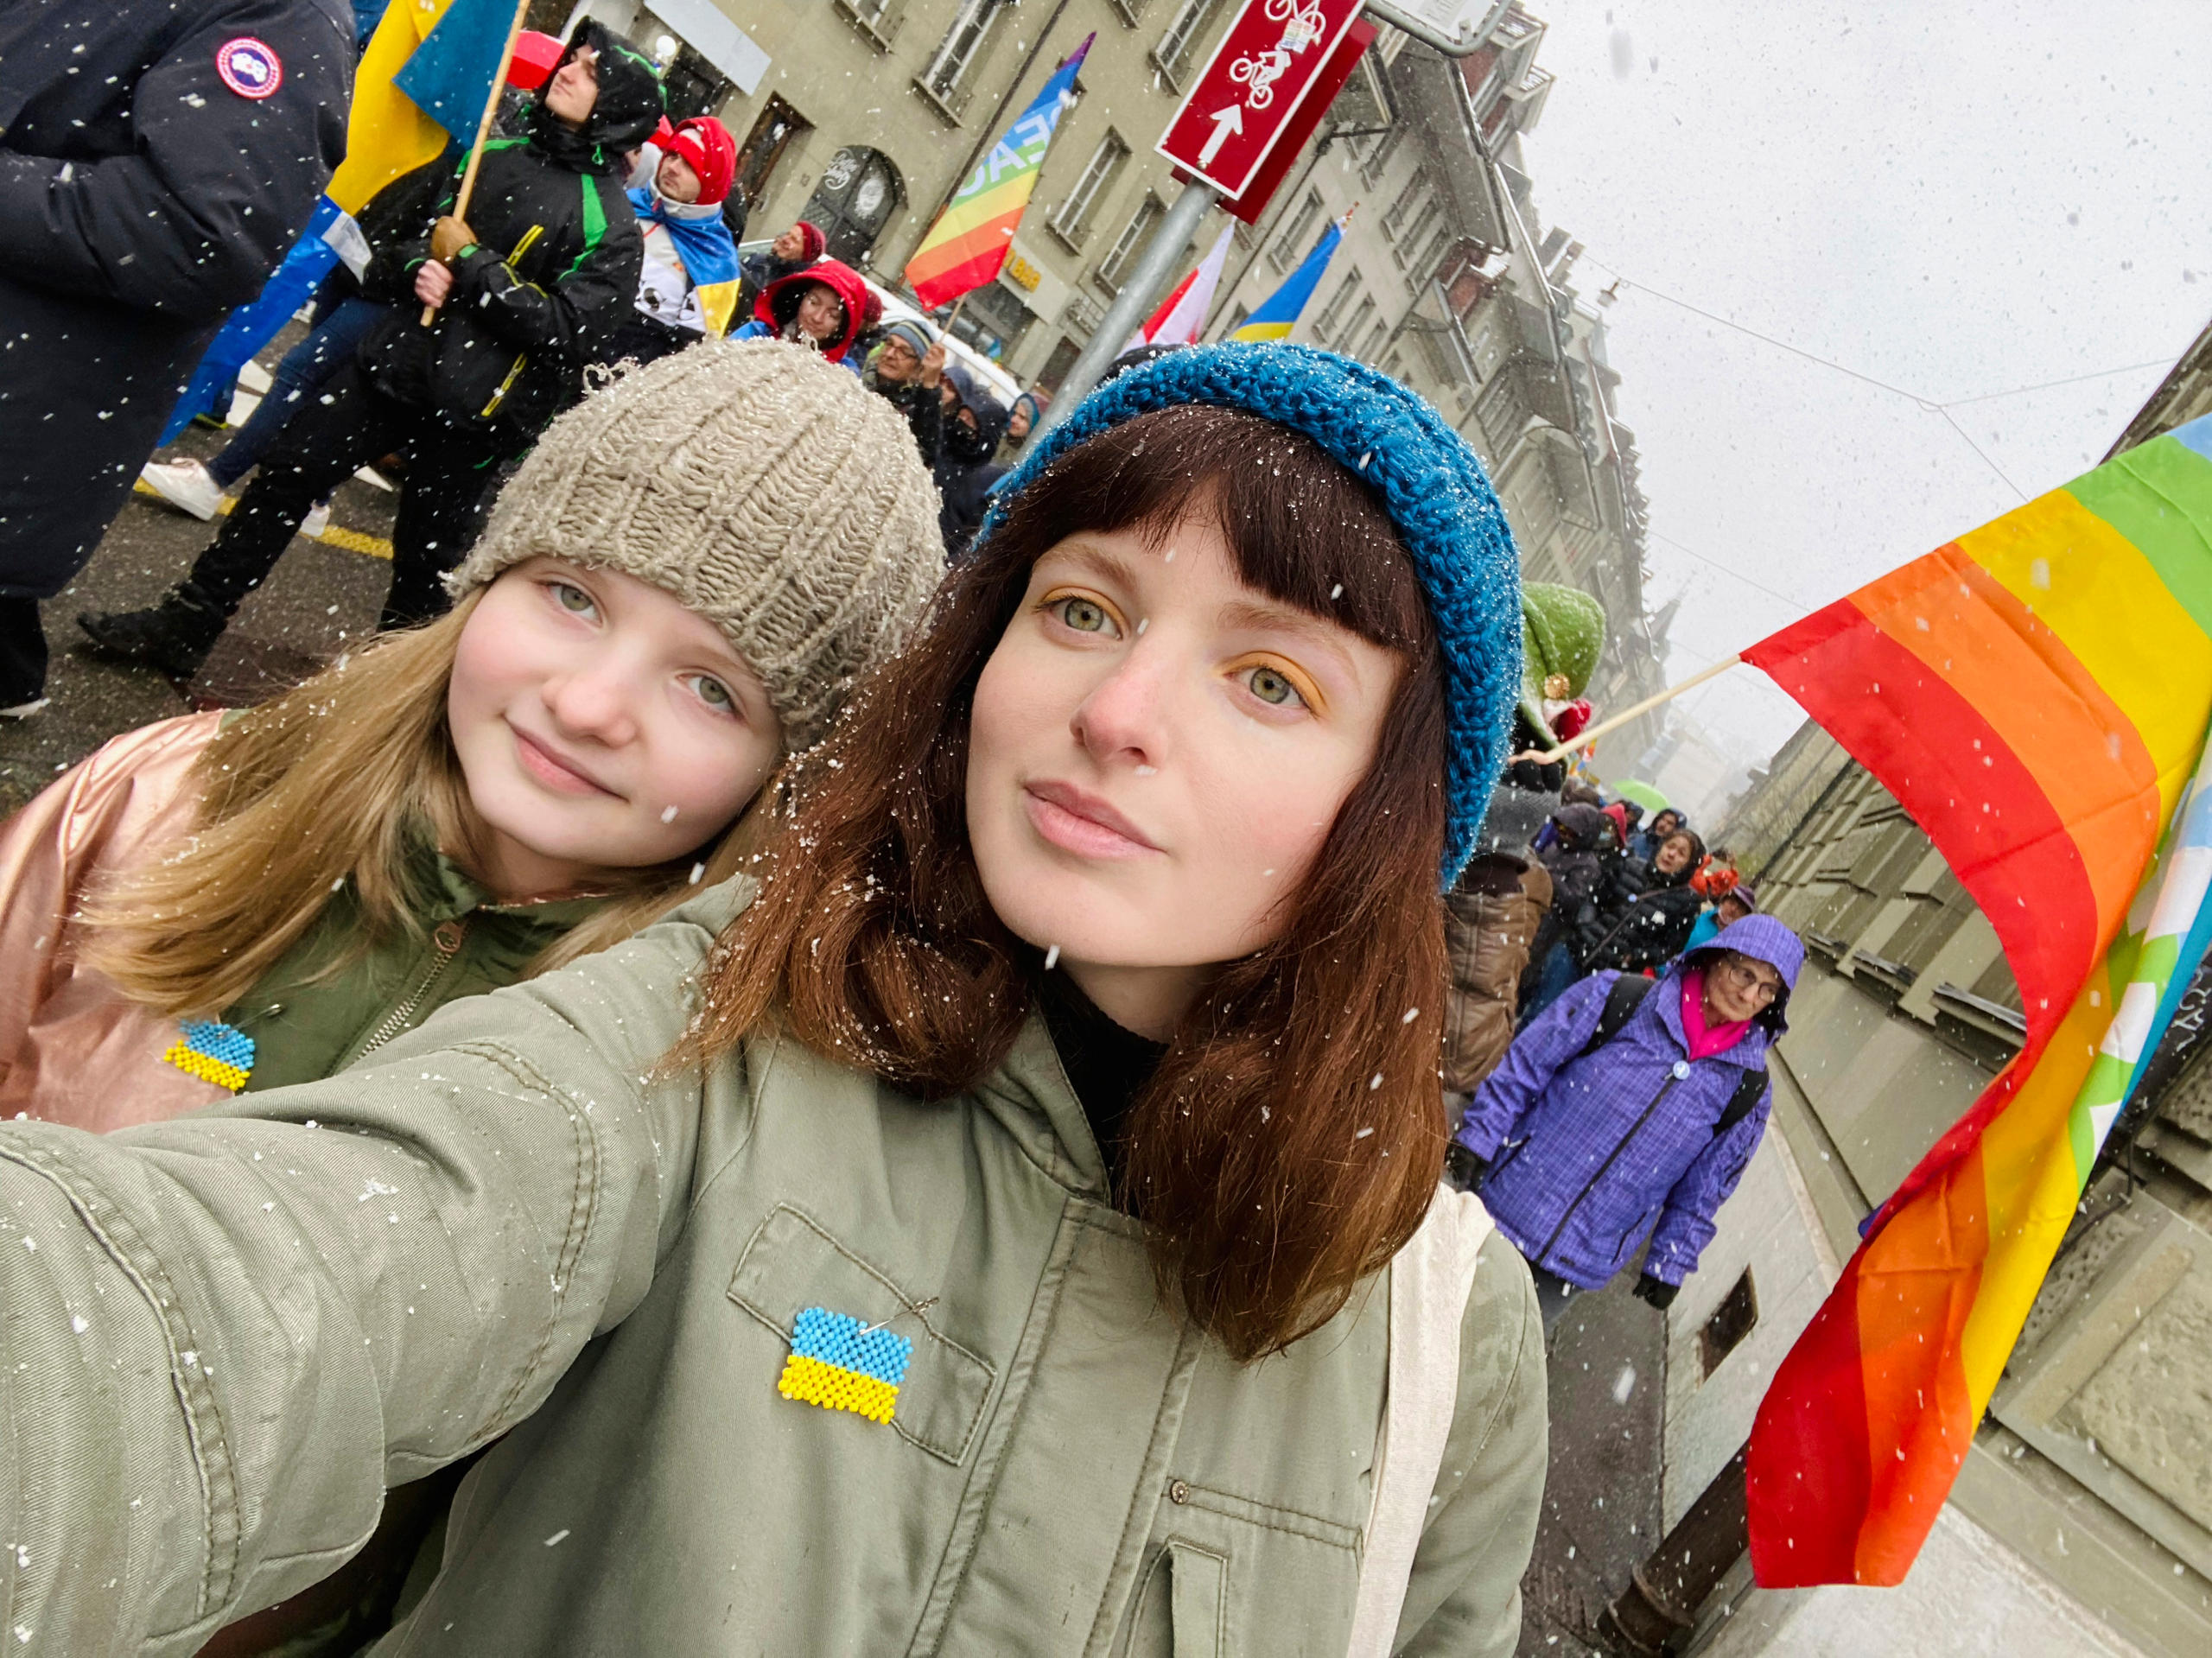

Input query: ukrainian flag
[1230,219,1345,344]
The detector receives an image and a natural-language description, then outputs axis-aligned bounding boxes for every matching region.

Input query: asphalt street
[0,342,399,815]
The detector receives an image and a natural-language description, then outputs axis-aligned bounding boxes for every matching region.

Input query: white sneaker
[301,500,332,539]
[140,459,226,521]
[0,698,48,720]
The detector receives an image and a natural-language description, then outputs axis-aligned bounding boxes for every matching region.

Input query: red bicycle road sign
[1155,0,1370,202]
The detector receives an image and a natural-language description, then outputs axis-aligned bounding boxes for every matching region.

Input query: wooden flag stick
[420,0,535,326]
[1531,654,1745,765]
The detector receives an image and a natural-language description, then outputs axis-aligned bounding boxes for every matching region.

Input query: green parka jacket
[0,885,1545,1656]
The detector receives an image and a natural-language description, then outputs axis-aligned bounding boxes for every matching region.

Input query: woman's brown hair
[82,594,757,1019]
[690,404,1452,1360]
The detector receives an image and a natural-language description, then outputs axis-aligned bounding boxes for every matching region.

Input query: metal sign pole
[1034,177,1219,435]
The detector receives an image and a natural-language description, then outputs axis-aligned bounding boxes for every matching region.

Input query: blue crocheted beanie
[978,343,1523,887]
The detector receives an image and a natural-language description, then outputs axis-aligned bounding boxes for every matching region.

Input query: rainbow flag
[1743,415,2212,1586]
[905,36,1090,310]
[1230,217,1344,343]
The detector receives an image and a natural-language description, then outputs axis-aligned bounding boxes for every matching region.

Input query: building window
[921,0,1006,111]
[1381,346,1407,382]
[1359,123,1406,186]
[1097,193,1165,292]
[832,0,902,50]
[1225,302,1249,335]
[1268,188,1325,273]
[1050,131,1128,248]
[1153,0,1226,89]
[1332,295,1376,355]
[1358,316,1388,362]
[1310,270,1361,343]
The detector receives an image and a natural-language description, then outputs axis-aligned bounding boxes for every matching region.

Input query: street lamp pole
[1035,177,1219,436]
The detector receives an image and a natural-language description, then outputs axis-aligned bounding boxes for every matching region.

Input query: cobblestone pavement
[1518,1269,1669,1656]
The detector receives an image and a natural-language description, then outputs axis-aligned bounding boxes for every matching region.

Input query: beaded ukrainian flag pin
[162,1020,257,1093]
[777,1306,918,1426]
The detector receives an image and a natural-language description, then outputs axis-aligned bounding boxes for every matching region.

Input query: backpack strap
[1349,1185,1497,1658]
[1718,1066,1769,1135]
[1576,974,1653,1062]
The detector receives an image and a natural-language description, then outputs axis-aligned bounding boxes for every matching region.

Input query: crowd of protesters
[0,6,1825,1652]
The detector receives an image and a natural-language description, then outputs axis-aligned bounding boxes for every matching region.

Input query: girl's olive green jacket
[0,885,1546,1656]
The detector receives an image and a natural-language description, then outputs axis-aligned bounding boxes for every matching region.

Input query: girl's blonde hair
[82,594,756,1020]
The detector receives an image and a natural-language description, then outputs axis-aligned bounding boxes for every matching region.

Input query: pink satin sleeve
[0,711,236,1130]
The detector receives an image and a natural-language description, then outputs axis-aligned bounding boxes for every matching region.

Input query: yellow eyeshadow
[1230,653,1326,714]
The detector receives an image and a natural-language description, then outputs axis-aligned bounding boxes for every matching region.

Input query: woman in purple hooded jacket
[1447,913,1804,1333]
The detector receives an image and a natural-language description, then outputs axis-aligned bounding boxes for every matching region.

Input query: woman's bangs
[997,404,1431,661]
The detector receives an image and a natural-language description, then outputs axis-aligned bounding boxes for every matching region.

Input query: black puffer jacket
[0,0,351,596]
[1522,804,1612,988]
[1581,829,1709,973]
[356,22,657,447]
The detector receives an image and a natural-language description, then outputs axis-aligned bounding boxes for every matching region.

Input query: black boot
[76,585,228,680]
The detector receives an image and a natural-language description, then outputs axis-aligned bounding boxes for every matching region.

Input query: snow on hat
[448,341,944,748]
[793,220,827,262]
[981,342,1522,887]
[665,116,735,206]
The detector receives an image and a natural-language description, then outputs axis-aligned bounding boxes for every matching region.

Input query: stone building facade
[558,0,1665,757]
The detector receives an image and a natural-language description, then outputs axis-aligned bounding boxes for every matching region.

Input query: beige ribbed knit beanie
[448,340,944,748]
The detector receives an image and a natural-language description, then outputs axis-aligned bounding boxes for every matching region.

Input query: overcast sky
[1515,1,2212,771]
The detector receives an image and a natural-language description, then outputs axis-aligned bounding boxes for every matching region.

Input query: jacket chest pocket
[1122,1479,1363,1658]
[726,1203,995,1465]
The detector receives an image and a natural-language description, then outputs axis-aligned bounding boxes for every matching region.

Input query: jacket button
[1672,1060,1690,1079]
[1168,1479,1191,1505]
[434,921,465,952]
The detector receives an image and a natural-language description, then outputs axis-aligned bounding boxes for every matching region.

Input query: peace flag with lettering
[1742,416,2212,1586]
[905,36,1091,309]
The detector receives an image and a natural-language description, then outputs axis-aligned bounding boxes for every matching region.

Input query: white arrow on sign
[1198,103,1243,167]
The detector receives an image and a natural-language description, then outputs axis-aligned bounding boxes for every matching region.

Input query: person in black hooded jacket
[1579,826,1709,974]
[933,362,1008,557]
[79,22,659,681]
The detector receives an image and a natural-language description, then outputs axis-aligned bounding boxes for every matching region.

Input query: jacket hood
[1682,912,1805,1032]
[1552,803,1611,852]
[530,22,665,173]
[977,342,1523,890]
[754,260,870,362]
[940,364,1007,461]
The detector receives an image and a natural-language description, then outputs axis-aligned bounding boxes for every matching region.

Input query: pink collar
[1680,969,1752,1060]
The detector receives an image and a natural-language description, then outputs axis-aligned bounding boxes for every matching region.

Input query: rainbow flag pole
[1228,214,1346,344]
[905,35,1091,310]
[1741,415,2212,1587]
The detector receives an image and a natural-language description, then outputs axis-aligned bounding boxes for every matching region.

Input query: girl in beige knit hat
[0,341,942,1138]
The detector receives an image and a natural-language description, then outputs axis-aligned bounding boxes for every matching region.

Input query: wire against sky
[1581,256,2169,499]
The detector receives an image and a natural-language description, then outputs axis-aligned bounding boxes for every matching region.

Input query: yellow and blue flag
[1229,218,1344,344]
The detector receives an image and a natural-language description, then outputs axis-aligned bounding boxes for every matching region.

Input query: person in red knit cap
[611,115,744,365]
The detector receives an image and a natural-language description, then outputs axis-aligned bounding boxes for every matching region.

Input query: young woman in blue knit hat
[0,346,1545,1657]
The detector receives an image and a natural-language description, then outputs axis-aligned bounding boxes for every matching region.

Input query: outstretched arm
[0,886,744,1652]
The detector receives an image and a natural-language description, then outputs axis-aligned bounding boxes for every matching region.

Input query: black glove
[1443,1143,1490,1192]
[1633,1273,1678,1311]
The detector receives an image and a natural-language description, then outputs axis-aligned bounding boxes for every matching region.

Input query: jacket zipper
[346,918,468,1067]
[1531,1072,1681,1274]
[477,226,545,417]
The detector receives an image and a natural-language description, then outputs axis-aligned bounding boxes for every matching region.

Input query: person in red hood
[731,260,870,372]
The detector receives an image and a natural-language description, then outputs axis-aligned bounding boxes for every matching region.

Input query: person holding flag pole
[79,14,662,685]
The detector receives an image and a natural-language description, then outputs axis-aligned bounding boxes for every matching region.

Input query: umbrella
[1611,779,1670,814]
